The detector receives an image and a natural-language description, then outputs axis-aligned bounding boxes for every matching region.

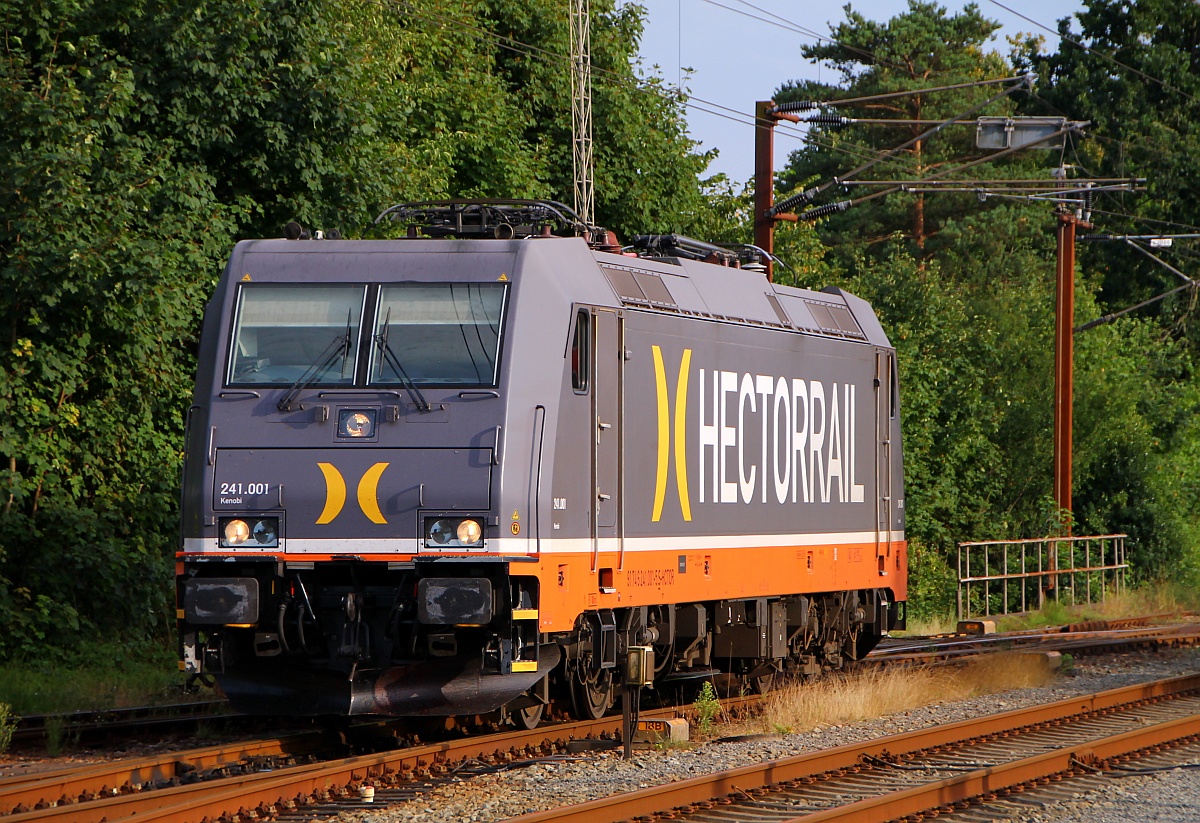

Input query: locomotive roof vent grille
[799,300,866,339]
[765,293,794,328]
[600,265,678,309]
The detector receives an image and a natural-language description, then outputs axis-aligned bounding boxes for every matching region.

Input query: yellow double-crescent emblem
[651,346,692,522]
[316,462,390,524]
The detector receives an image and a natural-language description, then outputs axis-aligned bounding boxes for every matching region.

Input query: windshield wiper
[277,313,353,412]
[375,308,432,412]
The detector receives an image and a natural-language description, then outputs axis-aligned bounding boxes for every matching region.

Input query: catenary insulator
[768,187,820,217]
[804,114,852,127]
[799,200,853,221]
[770,100,819,114]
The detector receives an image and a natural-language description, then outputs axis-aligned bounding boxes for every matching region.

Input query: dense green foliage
[766,1,1200,612]
[0,0,1197,657]
[776,1,1016,261]
[0,701,12,754]
[0,0,707,659]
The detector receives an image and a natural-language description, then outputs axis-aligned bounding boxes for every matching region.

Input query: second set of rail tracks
[3,616,1199,823]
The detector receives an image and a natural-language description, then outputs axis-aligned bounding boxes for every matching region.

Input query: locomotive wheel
[513,702,545,730]
[569,668,614,720]
[751,671,777,694]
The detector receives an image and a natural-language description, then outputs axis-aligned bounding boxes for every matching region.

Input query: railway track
[2,618,1197,822]
[868,617,1200,668]
[0,695,755,823]
[507,672,1200,823]
[8,701,233,750]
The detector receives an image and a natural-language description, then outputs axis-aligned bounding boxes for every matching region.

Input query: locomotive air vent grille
[600,264,677,308]
[803,301,866,339]
[828,305,862,334]
[602,266,644,301]
[765,293,794,328]
[601,264,829,336]
[634,272,675,305]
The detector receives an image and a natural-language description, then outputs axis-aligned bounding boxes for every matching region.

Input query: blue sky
[630,0,1087,183]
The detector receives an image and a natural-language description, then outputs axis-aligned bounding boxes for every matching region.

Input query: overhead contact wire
[770,78,1030,216]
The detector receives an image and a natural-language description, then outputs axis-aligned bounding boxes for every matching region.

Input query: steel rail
[501,673,1200,823]
[3,622,1195,821]
[0,697,757,823]
[0,724,376,814]
[869,621,1200,661]
[6,717,607,823]
[783,712,1200,823]
[8,701,229,748]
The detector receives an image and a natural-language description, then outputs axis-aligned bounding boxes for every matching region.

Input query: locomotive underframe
[179,555,901,718]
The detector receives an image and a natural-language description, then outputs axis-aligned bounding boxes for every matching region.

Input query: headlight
[337,408,376,438]
[220,517,279,548]
[223,519,250,545]
[424,516,486,548]
[429,519,455,545]
[456,519,482,545]
[252,518,278,545]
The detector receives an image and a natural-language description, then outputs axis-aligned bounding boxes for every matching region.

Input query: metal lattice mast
[569,0,594,226]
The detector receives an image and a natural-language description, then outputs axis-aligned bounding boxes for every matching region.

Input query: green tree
[0,0,714,657]
[0,0,238,654]
[774,1,1021,264]
[1027,0,1200,572]
[767,0,1200,604]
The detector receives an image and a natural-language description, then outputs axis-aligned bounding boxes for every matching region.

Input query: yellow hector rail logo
[651,346,692,522]
[315,462,390,524]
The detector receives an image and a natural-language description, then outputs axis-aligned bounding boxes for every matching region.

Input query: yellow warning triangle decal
[498,273,509,281]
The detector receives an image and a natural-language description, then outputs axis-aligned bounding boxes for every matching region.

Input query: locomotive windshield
[228,285,364,386]
[225,282,507,388]
[370,284,506,387]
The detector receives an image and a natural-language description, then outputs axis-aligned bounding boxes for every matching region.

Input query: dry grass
[1085,583,1200,619]
[993,582,1200,633]
[895,613,960,636]
[724,653,1058,737]
[897,581,1200,639]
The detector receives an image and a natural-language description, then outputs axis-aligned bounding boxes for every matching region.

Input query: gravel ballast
[326,648,1200,823]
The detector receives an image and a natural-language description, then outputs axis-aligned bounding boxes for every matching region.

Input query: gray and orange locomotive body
[177,202,907,722]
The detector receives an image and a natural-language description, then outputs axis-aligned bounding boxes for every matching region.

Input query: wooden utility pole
[1053,206,1090,532]
[754,101,778,281]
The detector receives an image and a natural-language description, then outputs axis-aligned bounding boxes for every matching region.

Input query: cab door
[591,309,622,569]
[874,349,895,575]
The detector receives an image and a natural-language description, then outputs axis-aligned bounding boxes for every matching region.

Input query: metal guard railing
[957,534,1128,620]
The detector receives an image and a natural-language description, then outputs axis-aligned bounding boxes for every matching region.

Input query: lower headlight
[223,519,250,545]
[252,518,278,545]
[429,519,455,545]
[424,516,486,548]
[456,519,482,545]
[220,516,280,548]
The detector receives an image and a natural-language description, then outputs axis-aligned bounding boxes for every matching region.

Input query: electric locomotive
[177,201,907,723]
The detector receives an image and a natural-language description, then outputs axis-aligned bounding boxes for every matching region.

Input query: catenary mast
[570,0,594,225]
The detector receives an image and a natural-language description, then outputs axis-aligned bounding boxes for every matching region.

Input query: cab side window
[571,309,590,393]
